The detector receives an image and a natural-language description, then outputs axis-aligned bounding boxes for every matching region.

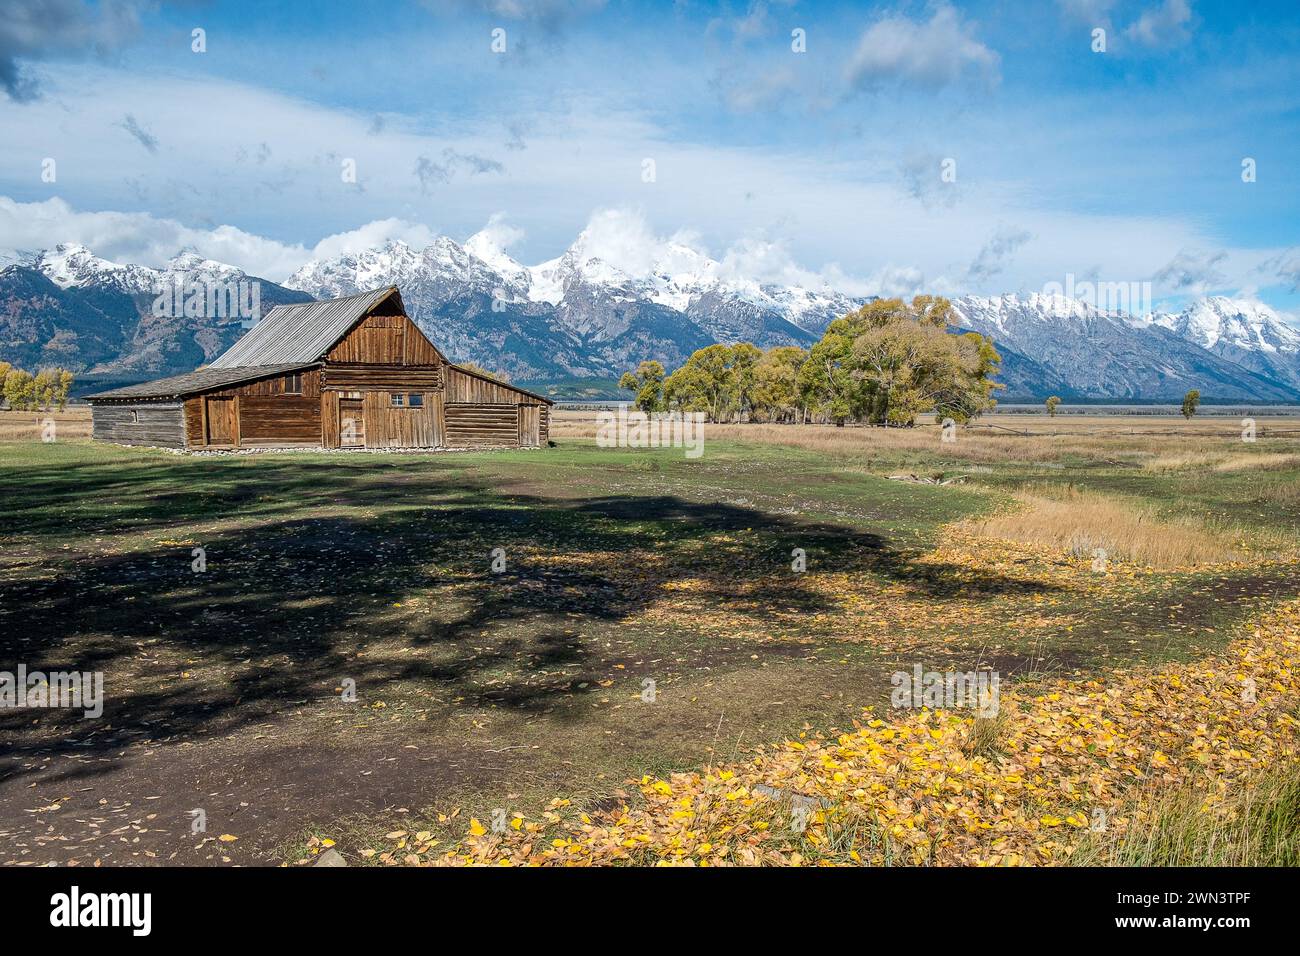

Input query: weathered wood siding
[326,314,443,365]
[322,364,442,390]
[94,305,553,453]
[444,403,520,447]
[91,404,185,447]
[444,366,525,404]
[184,368,322,448]
[441,365,549,449]
[359,391,442,448]
[321,390,343,449]
[184,399,203,445]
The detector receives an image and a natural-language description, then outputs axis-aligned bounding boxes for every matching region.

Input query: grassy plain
[1,407,1296,865]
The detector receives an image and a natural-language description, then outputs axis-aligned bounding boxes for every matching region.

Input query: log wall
[91,403,186,447]
[323,364,442,390]
[444,403,521,447]
[93,312,553,452]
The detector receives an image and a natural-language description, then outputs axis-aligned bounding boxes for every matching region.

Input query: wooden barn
[87,286,552,451]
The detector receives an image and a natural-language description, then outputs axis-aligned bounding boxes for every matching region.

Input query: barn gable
[208,287,409,368]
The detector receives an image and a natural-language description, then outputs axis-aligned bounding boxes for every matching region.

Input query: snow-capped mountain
[285,230,857,378]
[950,293,1300,401]
[1,244,310,379]
[6,233,1300,401]
[1147,296,1300,391]
[35,243,254,297]
[516,232,856,344]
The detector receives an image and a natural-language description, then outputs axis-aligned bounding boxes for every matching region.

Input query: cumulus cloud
[1125,0,1193,47]
[566,207,877,296]
[465,211,525,258]
[0,0,149,101]
[845,4,1000,94]
[0,196,448,282]
[1153,248,1227,291]
[568,207,667,276]
[307,218,439,264]
[0,195,307,278]
[967,226,1032,282]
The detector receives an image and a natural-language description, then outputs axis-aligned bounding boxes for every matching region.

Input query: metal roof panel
[208,286,397,368]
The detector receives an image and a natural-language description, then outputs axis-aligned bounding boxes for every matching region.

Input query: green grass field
[2,426,1297,865]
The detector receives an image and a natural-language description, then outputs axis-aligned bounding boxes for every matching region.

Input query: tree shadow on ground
[0,456,1062,780]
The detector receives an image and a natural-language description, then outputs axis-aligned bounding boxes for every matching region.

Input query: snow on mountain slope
[37,243,161,294]
[1152,296,1300,352]
[11,231,1300,399]
[37,243,257,297]
[1149,296,1300,390]
[951,293,1300,400]
[2,245,310,379]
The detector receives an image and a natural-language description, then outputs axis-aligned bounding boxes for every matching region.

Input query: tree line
[0,361,76,411]
[619,296,1003,425]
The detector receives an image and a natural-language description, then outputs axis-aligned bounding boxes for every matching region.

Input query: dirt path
[0,734,518,866]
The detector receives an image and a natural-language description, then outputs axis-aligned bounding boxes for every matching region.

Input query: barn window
[408,393,424,407]
[130,409,139,423]
[284,372,302,394]
[390,393,405,407]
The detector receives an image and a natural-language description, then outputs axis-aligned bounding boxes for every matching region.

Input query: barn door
[518,405,540,447]
[205,397,235,445]
[339,398,365,447]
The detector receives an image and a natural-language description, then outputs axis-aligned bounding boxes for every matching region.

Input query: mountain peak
[37,244,132,289]
[1152,295,1300,354]
[463,229,527,280]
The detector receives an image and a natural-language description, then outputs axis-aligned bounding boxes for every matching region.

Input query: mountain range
[2,233,1299,402]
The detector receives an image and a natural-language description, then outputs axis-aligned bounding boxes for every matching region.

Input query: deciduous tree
[618,360,666,413]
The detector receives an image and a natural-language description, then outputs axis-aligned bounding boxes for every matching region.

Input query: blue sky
[1,0,1298,315]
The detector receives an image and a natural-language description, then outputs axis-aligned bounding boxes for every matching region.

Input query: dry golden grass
[0,407,91,442]
[957,485,1241,568]
[551,408,1297,468]
[1143,450,1300,473]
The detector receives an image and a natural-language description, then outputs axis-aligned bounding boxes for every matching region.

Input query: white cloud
[307,218,439,263]
[845,4,1000,93]
[1126,0,1193,48]
[0,64,1287,305]
[0,196,444,281]
[0,195,305,278]
[569,207,666,276]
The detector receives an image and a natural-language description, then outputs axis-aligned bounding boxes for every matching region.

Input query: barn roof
[86,284,553,405]
[86,364,314,401]
[209,286,401,368]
